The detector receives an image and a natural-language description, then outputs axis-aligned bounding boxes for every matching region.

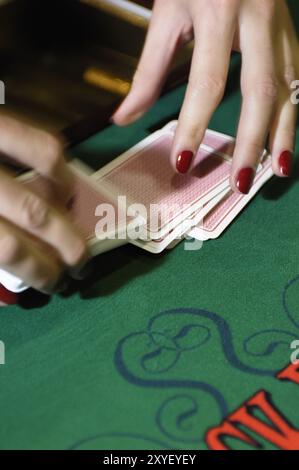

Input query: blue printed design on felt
[69,275,299,449]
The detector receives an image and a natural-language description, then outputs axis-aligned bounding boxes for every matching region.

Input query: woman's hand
[113,0,299,193]
[0,115,88,294]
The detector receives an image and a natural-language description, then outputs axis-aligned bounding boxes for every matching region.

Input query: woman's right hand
[114,0,298,193]
[0,115,88,294]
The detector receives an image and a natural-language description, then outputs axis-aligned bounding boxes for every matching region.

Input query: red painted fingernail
[279,150,293,177]
[176,150,194,174]
[0,285,18,305]
[236,167,255,194]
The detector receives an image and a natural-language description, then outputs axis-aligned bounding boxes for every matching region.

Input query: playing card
[163,121,236,159]
[20,161,143,256]
[136,156,273,253]
[0,120,273,294]
[188,160,273,241]
[94,124,233,240]
[127,121,272,252]
[0,162,142,294]
[131,187,230,253]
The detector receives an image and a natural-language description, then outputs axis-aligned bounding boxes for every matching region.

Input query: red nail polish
[279,150,293,177]
[0,285,18,305]
[236,167,255,194]
[176,150,194,174]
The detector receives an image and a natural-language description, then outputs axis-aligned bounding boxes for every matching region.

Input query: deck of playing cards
[0,121,273,293]
[93,120,273,253]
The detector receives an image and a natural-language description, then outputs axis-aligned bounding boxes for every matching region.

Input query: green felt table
[1,7,299,449]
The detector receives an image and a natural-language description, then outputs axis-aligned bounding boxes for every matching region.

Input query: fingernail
[279,150,293,177]
[236,167,255,194]
[176,150,194,174]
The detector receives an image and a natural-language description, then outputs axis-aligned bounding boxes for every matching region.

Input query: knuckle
[189,74,226,101]
[257,78,278,100]
[264,78,279,100]
[0,233,20,266]
[21,192,49,229]
[245,75,279,101]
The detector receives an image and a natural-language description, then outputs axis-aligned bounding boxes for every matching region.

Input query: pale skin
[113,0,299,189]
[0,115,88,294]
[0,0,298,293]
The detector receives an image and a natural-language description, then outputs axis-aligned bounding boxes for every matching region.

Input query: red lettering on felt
[206,421,260,451]
[206,390,299,450]
[277,362,299,385]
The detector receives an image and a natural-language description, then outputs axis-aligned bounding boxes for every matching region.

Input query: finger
[171,1,237,173]
[269,12,298,177]
[0,114,73,201]
[0,169,88,274]
[269,89,297,177]
[230,3,278,193]
[0,219,65,294]
[112,0,191,125]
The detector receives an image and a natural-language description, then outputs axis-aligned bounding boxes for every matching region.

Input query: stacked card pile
[0,121,273,293]
[93,120,273,253]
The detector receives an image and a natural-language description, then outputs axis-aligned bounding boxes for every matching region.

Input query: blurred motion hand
[113,0,299,193]
[0,115,88,293]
